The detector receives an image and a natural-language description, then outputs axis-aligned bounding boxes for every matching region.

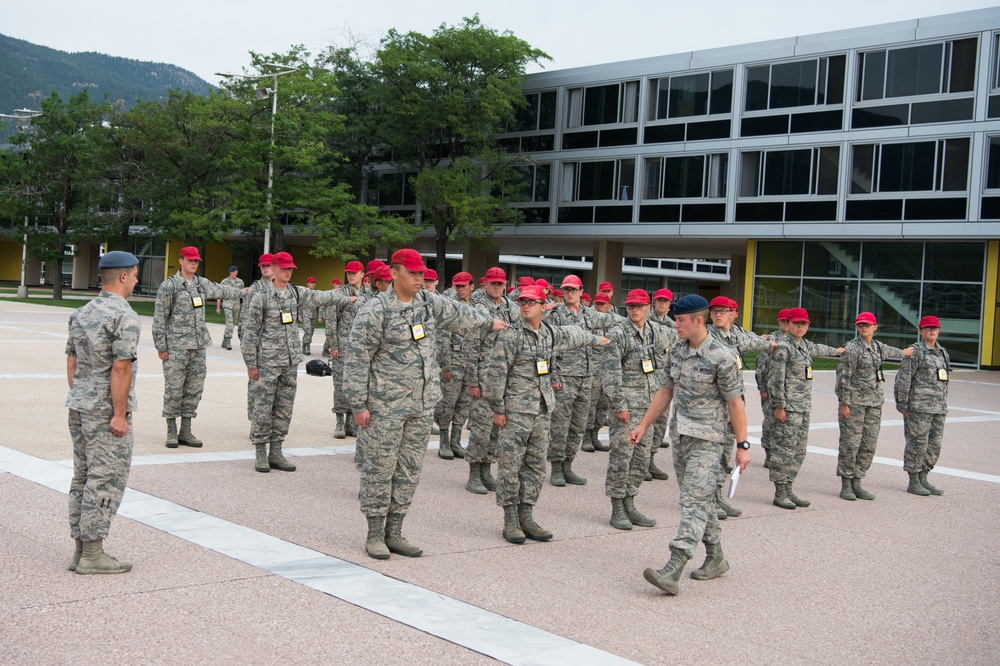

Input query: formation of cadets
[66,246,953,596]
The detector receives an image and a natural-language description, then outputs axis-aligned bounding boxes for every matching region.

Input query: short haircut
[100,266,135,285]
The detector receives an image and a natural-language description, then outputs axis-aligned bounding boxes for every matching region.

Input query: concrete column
[462,244,500,283]
[26,256,43,287]
[589,241,623,296]
[71,242,93,290]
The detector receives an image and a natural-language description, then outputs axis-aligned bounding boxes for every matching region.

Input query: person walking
[216,265,243,350]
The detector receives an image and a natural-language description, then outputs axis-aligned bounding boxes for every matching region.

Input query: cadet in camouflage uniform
[434,272,477,460]
[483,285,609,544]
[153,246,244,448]
[216,265,244,350]
[544,274,620,487]
[602,289,674,530]
[756,309,790,469]
[328,261,366,439]
[585,292,622,452]
[766,308,843,509]
[239,254,275,343]
[65,251,142,575]
[632,295,750,596]
[835,312,912,500]
[464,267,520,495]
[345,249,504,560]
[241,252,353,473]
[894,315,950,496]
[646,288,677,480]
[297,277,319,355]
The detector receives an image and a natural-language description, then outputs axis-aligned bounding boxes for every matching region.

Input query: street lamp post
[1,108,43,298]
[215,63,298,255]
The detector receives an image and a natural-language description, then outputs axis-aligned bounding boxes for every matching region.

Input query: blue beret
[671,294,710,316]
[229,265,239,272]
[99,251,139,269]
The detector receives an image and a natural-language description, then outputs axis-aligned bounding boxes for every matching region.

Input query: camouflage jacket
[220,276,244,309]
[344,289,495,416]
[65,291,141,414]
[436,294,479,374]
[754,330,787,392]
[153,272,243,352]
[836,337,907,407]
[544,303,620,380]
[241,285,348,368]
[602,318,674,412]
[662,333,743,444]
[468,294,521,388]
[767,337,841,413]
[650,312,675,327]
[708,324,770,372]
[894,340,950,415]
[297,291,320,322]
[483,321,604,417]
[322,283,364,351]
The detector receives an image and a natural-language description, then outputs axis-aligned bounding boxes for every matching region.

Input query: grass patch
[743,351,898,371]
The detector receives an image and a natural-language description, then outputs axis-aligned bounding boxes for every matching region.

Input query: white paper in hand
[727,465,741,499]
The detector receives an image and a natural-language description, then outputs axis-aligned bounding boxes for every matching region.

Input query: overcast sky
[4,1,997,84]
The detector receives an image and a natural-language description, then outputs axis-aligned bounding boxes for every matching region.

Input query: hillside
[0,33,212,116]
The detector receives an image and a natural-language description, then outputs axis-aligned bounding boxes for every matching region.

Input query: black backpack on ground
[305,359,332,377]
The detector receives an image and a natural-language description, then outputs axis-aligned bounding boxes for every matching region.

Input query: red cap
[855,312,877,325]
[709,296,732,310]
[479,277,486,286]
[389,248,426,273]
[624,289,651,305]
[424,268,438,280]
[592,293,610,304]
[919,315,941,329]
[598,282,613,292]
[507,287,514,293]
[561,274,583,289]
[553,289,563,297]
[452,272,473,286]
[516,285,546,302]
[258,253,274,267]
[534,279,551,290]
[366,259,385,275]
[516,275,535,288]
[777,309,791,321]
[376,265,393,282]
[787,307,810,323]
[345,260,364,273]
[272,251,297,269]
[653,289,674,301]
[179,246,202,261]
[332,278,341,285]
[729,298,739,311]
[582,293,592,301]
[306,277,316,283]
[485,267,507,283]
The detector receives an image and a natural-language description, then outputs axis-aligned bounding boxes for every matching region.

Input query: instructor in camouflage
[216,265,243,350]
[327,260,367,439]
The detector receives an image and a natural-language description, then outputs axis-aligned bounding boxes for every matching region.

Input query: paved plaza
[2,298,998,665]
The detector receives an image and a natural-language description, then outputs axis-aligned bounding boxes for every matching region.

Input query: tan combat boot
[254,444,270,473]
[465,462,487,495]
[517,504,552,541]
[365,515,389,560]
[502,505,525,544]
[691,542,730,581]
[177,417,203,447]
[480,463,497,491]
[75,539,132,575]
[609,497,633,530]
[165,419,178,448]
[68,538,83,571]
[267,441,296,472]
[623,495,656,527]
[384,513,422,557]
[643,548,689,595]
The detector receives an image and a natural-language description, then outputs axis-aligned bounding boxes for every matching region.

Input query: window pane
[746,66,770,111]
[851,144,875,194]
[578,161,616,199]
[644,158,661,199]
[942,138,970,191]
[740,152,760,197]
[655,79,670,120]
[753,276,801,330]
[669,73,709,118]
[801,278,858,345]
[803,241,859,278]
[826,55,846,104]
[879,142,936,192]
[860,51,886,101]
[539,91,557,130]
[948,38,977,93]
[763,149,811,195]
[770,60,818,109]
[710,69,734,114]
[402,173,417,205]
[923,242,984,282]
[861,241,923,280]
[619,159,635,200]
[987,137,1000,189]
[886,44,943,97]
[756,241,803,276]
[514,94,539,132]
[817,147,840,195]
[379,173,403,205]
[583,84,619,125]
[663,156,705,198]
[858,280,923,346]
[535,165,551,202]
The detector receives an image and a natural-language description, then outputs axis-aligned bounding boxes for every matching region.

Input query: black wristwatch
[736,441,751,450]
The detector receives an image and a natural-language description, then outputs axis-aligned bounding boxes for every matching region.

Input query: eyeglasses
[518,300,542,307]
[856,323,874,328]
[561,287,581,292]
[625,303,648,310]
[709,309,731,315]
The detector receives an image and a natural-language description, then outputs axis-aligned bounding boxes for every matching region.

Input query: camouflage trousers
[68,409,134,542]
[837,403,882,478]
[651,409,669,449]
[300,318,316,348]
[716,422,736,491]
[768,411,810,484]
[359,410,432,517]
[496,407,550,507]
[330,353,348,413]
[759,394,774,450]
[248,365,298,445]
[321,326,336,357]
[902,411,946,474]
[605,408,653,498]
[434,367,473,430]
[586,375,611,430]
[161,348,207,419]
[466,397,499,464]
[668,434,723,559]
[548,374,593,463]
[223,303,241,340]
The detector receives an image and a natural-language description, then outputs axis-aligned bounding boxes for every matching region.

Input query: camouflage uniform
[239,278,270,341]
[587,310,626,435]
[434,295,478,435]
[755,330,787,456]
[544,304,619,465]
[66,291,141,542]
[601,319,673,498]
[483,321,605,508]
[835,337,907,479]
[344,289,494,518]
[297,295,319,353]
[466,294,520,466]
[894,340,950,474]
[220,275,244,342]
[153,272,243,419]
[766,337,841,485]
[326,284,365,414]
[663,335,743,558]
[241,284,349,447]
[648,313,676,447]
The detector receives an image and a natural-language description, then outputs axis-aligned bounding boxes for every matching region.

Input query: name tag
[736,356,743,369]
[641,359,654,374]
[191,295,203,308]
[536,359,549,375]
[938,368,948,381]
[411,323,425,341]
[281,311,293,325]
[805,366,813,380]
[876,368,885,382]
